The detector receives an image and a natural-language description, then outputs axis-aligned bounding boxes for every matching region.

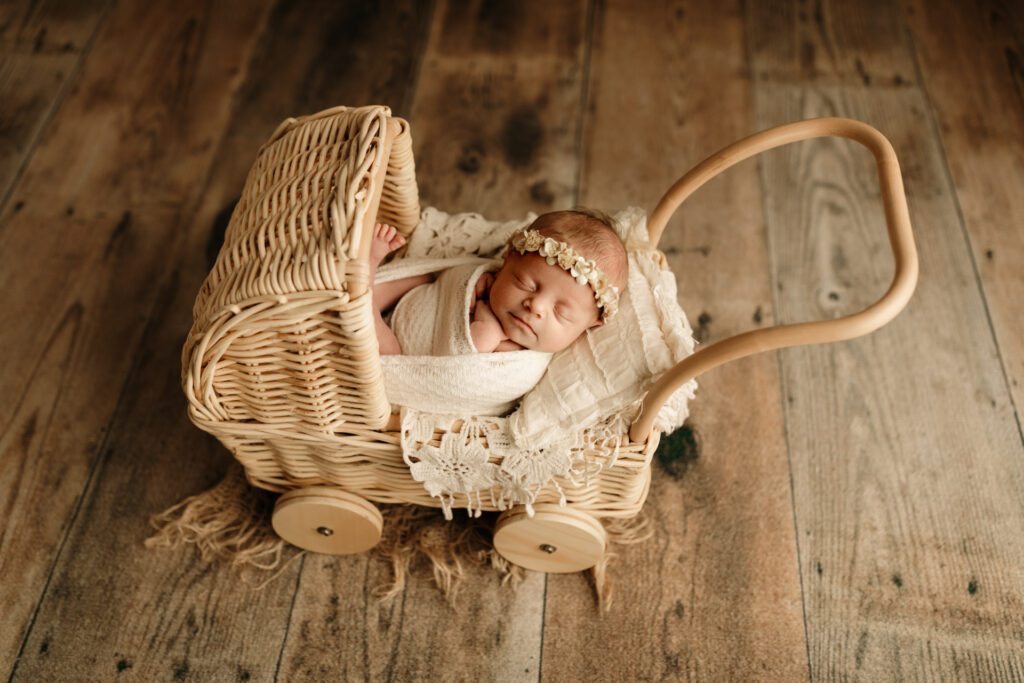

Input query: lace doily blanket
[400,407,632,520]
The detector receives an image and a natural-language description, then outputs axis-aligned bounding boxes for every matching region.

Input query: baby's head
[490,209,628,353]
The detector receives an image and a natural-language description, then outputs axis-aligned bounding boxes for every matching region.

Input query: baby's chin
[504,326,534,350]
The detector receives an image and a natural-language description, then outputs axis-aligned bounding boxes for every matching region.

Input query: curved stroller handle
[629,117,919,443]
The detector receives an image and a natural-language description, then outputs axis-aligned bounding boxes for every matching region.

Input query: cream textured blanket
[376,256,552,416]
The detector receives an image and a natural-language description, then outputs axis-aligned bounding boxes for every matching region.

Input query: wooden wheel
[493,504,607,573]
[271,487,383,555]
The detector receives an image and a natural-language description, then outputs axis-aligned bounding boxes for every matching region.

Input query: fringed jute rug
[144,461,654,612]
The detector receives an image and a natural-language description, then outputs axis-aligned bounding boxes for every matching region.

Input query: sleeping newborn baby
[370,209,628,356]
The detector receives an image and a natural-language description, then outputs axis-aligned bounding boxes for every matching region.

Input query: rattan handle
[629,117,919,443]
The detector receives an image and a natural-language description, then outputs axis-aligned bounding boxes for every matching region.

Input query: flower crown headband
[508,227,620,322]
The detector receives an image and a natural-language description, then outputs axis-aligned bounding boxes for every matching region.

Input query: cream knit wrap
[391,260,489,356]
[376,256,552,416]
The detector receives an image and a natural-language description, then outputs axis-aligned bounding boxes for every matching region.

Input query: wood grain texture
[0,1,110,208]
[0,0,107,47]
[2,1,1024,679]
[409,0,587,218]
[904,0,1024,453]
[0,0,273,676]
[748,0,917,86]
[279,554,544,681]
[749,0,1024,677]
[8,0,436,680]
[10,285,300,681]
[757,83,1024,682]
[274,1,589,678]
[541,1,808,679]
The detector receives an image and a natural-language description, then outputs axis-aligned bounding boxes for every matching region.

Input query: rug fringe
[144,462,287,568]
[589,510,654,613]
[146,463,651,611]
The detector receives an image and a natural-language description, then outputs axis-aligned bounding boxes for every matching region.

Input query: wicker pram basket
[183,105,918,573]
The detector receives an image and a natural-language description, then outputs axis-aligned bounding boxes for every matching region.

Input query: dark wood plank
[0,0,274,675]
[543,0,809,679]
[280,558,545,681]
[9,282,301,682]
[409,0,587,218]
[0,0,107,47]
[748,0,917,86]
[750,1,1024,677]
[10,0,438,679]
[904,0,1024,445]
[274,0,590,678]
[0,1,110,209]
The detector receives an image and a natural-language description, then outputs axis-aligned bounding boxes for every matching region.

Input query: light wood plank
[274,0,590,679]
[757,85,1024,680]
[0,0,274,676]
[542,0,809,679]
[903,0,1024,449]
[750,1,1024,675]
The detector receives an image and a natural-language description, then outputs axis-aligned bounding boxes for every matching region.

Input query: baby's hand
[474,271,495,301]
[469,273,493,319]
[470,298,507,352]
[472,296,500,326]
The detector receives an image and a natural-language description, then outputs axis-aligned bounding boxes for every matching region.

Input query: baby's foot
[369,222,406,269]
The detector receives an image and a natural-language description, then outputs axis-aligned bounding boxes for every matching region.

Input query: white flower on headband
[510,227,620,321]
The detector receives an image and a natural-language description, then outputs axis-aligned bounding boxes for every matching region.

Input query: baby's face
[488,250,602,353]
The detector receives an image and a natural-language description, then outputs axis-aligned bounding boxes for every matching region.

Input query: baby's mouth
[510,313,535,336]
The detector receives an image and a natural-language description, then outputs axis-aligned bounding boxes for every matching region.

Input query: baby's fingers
[476,272,494,296]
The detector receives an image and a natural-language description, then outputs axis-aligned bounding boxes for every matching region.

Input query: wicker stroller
[183,105,918,574]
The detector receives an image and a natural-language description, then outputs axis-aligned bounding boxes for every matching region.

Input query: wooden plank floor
[2,0,1022,680]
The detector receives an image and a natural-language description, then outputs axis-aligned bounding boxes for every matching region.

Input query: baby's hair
[526,208,628,293]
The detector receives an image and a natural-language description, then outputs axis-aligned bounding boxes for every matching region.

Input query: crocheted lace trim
[400,407,631,520]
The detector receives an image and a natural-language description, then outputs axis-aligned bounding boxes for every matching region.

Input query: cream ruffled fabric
[377,257,552,416]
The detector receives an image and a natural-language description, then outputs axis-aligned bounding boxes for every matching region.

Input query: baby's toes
[373,222,387,239]
[389,232,406,249]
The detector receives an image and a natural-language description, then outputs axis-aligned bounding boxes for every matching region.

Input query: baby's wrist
[470,318,504,352]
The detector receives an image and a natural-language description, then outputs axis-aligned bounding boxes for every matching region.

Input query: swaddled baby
[370,209,628,356]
